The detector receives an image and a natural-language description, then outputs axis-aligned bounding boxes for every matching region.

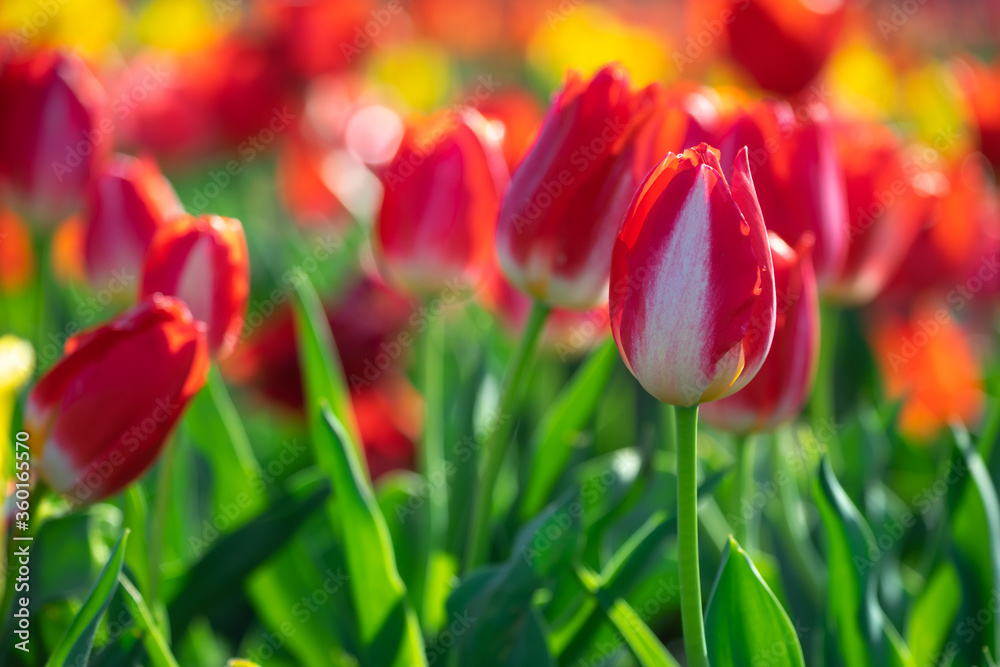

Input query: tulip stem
[148,437,177,604]
[810,300,839,431]
[421,312,447,550]
[464,300,550,572]
[733,433,756,552]
[675,404,710,667]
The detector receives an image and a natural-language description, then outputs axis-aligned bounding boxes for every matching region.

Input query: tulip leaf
[446,490,583,666]
[520,339,620,520]
[813,457,915,667]
[946,424,1000,661]
[46,530,129,667]
[572,563,681,667]
[705,537,805,667]
[167,477,331,638]
[907,562,960,666]
[315,405,426,667]
[290,273,362,460]
[118,574,180,667]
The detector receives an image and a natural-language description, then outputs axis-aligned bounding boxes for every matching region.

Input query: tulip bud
[0,50,110,222]
[24,296,209,503]
[141,215,250,360]
[84,154,185,291]
[717,101,847,286]
[375,109,508,296]
[496,64,657,309]
[701,234,819,433]
[726,0,846,95]
[610,144,776,407]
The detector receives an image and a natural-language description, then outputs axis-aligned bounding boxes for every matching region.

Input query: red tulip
[717,100,847,286]
[496,64,665,310]
[610,144,776,407]
[883,159,1000,301]
[24,296,209,503]
[827,119,944,305]
[0,50,110,222]
[955,56,1000,170]
[726,0,846,95]
[701,233,818,432]
[353,374,421,480]
[141,215,250,360]
[84,154,184,290]
[375,109,508,295]
[479,89,545,172]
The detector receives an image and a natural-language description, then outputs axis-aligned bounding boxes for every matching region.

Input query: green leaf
[946,424,1000,660]
[447,490,583,666]
[705,537,805,667]
[46,530,129,667]
[520,339,619,520]
[118,575,180,667]
[573,564,681,667]
[813,457,915,667]
[315,406,426,667]
[167,478,331,638]
[907,562,960,667]
[290,272,362,459]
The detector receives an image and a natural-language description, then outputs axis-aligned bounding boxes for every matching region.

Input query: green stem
[733,433,756,551]
[464,300,550,572]
[810,300,839,431]
[675,404,709,667]
[421,312,447,550]
[148,438,176,604]
[661,404,677,456]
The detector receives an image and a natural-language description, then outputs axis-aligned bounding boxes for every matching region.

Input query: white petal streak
[630,168,716,406]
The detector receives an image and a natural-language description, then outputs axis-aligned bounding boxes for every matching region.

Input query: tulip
[717,100,847,286]
[140,215,250,360]
[375,109,508,296]
[479,89,545,171]
[0,50,110,222]
[883,159,1000,301]
[24,296,209,503]
[276,132,348,227]
[869,304,983,442]
[955,56,1000,170]
[0,209,35,293]
[725,0,846,95]
[610,144,776,408]
[701,233,819,433]
[84,154,185,290]
[826,119,944,305]
[496,64,664,310]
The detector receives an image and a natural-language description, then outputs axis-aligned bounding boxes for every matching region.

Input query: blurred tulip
[496,64,657,309]
[0,49,110,222]
[827,119,944,305]
[884,159,1000,300]
[610,144,776,407]
[258,0,376,79]
[84,154,184,290]
[701,234,819,433]
[726,0,846,95]
[869,305,983,442]
[51,215,88,285]
[375,109,508,296]
[224,276,414,408]
[955,56,1000,170]
[353,374,421,480]
[276,132,349,227]
[141,215,250,360]
[717,100,848,286]
[479,89,545,172]
[0,209,35,292]
[24,296,209,503]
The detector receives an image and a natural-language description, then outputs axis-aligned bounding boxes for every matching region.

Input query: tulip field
[3,0,1000,665]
